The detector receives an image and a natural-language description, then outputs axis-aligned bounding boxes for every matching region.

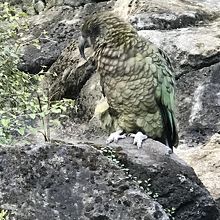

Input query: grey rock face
[0,138,219,219]
[79,72,103,120]
[47,0,113,8]
[130,11,210,31]
[18,1,115,74]
[116,0,220,30]
[34,0,46,14]
[177,62,220,145]
[18,6,80,74]
[138,19,220,76]
[110,137,220,220]
[175,133,220,207]
[0,143,170,220]
[18,41,61,74]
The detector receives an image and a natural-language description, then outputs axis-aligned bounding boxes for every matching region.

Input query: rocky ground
[1,0,220,219]
[1,141,172,220]
[1,129,219,220]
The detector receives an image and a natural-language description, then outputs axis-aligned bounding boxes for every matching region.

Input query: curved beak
[79,36,88,60]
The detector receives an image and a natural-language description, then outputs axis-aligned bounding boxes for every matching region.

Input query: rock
[108,137,220,220]
[46,0,113,9]
[138,19,220,75]
[0,142,169,220]
[7,0,36,15]
[114,0,220,29]
[129,12,207,30]
[18,6,80,74]
[176,133,220,201]
[78,72,103,120]
[18,41,61,74]
[176,62,220,145]
[0,135,219,219]
[47,45,96,101]
[18,1,115,74]
[34,0,46,14]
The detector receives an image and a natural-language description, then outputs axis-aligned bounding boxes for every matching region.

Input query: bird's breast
[97,46,159,114]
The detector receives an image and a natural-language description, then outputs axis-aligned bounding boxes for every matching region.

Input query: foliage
[165,207,176,219]
[0,210,7,220]
[0,2,75,144]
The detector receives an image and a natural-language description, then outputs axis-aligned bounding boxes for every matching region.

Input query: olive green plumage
[80,12,179,149]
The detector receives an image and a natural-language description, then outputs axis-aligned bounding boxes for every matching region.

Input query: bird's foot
[106,130,126,144]
[130,132,148,149]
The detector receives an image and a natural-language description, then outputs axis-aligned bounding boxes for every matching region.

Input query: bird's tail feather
[159,104,179,150]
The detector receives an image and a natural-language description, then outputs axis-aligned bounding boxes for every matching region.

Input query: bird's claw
[106,130,126,144]
[130,132,148,149]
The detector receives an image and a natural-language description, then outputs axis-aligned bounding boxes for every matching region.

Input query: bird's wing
[153,47,179,148]
[137,39,178,148]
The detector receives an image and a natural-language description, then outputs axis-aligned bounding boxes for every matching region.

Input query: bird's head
[79,13,110,59]
[79,12,137,60]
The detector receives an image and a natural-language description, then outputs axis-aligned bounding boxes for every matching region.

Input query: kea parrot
[79,11,179,150]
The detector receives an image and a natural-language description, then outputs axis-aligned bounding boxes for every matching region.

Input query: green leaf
[27,126,38,134]
[51,108,61,114]
[17,127,25,135]
[59,106,67,111]
[0,209,8,220]
[1,118,10,127]
[29,113,36,119]
[39,112,46,118]
[51,119,61,126]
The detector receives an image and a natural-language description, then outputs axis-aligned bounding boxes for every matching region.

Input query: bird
[79,11,179,150]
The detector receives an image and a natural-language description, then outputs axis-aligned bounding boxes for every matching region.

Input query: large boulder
[0,135,219,219]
